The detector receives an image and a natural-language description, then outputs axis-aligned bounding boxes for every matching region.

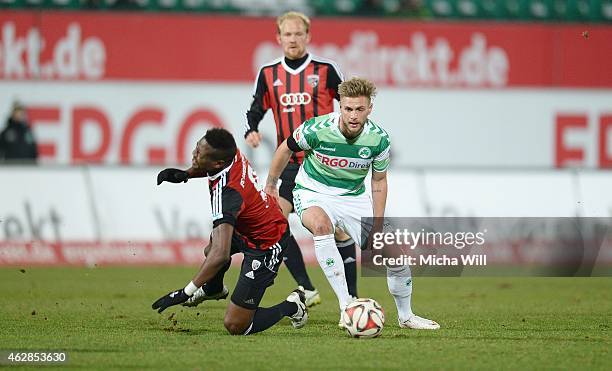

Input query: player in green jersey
[265,77,439,330]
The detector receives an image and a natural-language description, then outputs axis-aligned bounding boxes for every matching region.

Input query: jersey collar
[281,53,312,75]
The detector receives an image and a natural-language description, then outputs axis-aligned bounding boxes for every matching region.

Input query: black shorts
[278,163,300,210]
[230,229,290,310]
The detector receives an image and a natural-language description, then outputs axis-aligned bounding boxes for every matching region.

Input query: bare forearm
[191,224,232,287]
[191,252,229,287]
[266,140,293,187]
[371,177,388,218]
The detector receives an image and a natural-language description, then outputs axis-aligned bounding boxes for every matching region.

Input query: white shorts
[293,188,373,245]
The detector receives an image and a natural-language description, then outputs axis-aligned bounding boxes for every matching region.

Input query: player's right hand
[152,288,190,313]
[245,131,262,148]
[363,218,386,251]
[157,168,189,185]
[264,183,280,203]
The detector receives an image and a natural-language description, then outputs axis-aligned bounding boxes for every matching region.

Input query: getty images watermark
[360,217,612,277]
[370,227,488,267]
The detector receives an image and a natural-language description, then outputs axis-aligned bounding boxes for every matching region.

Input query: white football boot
[399,314,440,330]
[304,288,321,307]
[287,286,308,329]
[182,285,229,307]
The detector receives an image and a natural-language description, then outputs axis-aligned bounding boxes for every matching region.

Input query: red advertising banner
[1,11,611,88]
[0,240,207,266]
[0,240,316,266]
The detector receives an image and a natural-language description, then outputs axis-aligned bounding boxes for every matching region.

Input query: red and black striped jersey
[244,54,343,164]
[209,150,288,250]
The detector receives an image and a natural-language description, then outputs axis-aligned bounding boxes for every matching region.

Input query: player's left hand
[152,289,190,313]
[245,131,262,148]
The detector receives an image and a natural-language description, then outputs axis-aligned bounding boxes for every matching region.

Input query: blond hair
[338,77,377,101]
[276,11,310,34]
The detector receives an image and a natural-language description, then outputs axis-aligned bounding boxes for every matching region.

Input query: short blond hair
[338,77,377,101]
[276,11,310,34]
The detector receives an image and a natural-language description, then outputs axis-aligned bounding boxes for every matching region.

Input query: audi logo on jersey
[280,92,312,106]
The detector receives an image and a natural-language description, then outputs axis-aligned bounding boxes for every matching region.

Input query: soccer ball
[341,298,385,338]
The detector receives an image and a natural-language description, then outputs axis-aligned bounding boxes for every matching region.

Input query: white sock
[314,234,351,309]
[386,265,414,321]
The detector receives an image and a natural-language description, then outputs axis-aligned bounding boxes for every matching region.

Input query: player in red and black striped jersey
[244,53,342,165]
[152,128,308,335]
[243,12,358,305]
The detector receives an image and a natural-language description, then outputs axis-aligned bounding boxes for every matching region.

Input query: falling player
[152,128,307,335]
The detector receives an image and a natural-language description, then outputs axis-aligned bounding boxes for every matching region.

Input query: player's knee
[224,317,248,335]
[312,221,333,236]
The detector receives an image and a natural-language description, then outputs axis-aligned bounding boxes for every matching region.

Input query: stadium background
[1,2,611,267]
[0,3,610,370]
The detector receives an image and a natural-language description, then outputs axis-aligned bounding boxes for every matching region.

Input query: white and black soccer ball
[341,298,385,338]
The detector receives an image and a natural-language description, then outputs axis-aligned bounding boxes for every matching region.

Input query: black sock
[282,235,315,291]
[247,301,297,335]
[203,259,231,294]
[337,238,358,297]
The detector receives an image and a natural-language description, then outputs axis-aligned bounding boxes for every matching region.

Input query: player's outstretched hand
[157,168,189,185]
[152,289,190,313]
[264,183,280,203]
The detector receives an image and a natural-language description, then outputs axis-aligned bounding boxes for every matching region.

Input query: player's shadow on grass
[181,328,327,337]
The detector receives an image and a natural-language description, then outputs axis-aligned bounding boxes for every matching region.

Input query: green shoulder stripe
[367,119,389,138]
[302,113,335,135]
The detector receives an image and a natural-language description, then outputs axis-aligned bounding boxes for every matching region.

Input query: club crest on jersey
[307,74,319,87]
[251,260,261,271]
[358,147,372,159]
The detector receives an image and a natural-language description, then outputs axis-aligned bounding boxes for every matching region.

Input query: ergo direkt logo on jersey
[315,152,370,169]
[280,92,311,106]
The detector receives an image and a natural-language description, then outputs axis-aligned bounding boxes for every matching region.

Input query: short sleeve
[212,186,243,228]
[372,136,390,172]
[292,118,319,151]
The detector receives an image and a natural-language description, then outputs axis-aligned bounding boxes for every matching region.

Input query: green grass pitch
[0,266,610,370]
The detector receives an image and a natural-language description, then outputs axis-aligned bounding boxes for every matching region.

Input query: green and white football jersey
[292,112,390,196]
